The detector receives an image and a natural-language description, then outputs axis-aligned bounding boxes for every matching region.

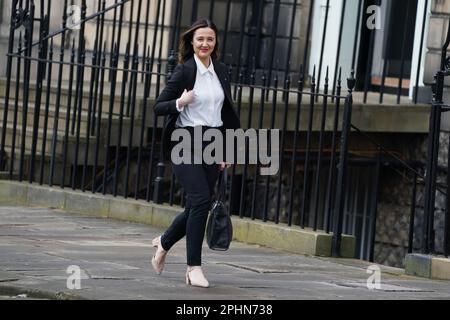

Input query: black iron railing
[0,0,445,264]
[0,0,358,257]
[4,0,429,102]
[421,19,450,258]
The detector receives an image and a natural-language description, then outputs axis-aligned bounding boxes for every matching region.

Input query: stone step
[0,99,150,136]
[4,150,82,187]
[1,119,153,169]
[0,100,91,134]
[0,122,109,165]
[1,102,151,151]
[0,171,17,180]
[0,78,149,119]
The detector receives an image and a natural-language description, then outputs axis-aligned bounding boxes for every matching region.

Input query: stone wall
[0,0,313,83]
[373,132,449,268]
[423,1,450,87]
[374,168,421,268]
[0,0,175,80]
[424,0,450,129]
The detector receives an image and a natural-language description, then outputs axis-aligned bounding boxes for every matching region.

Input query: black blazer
[154,56,241,159]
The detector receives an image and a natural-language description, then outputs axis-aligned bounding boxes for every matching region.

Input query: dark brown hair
[178,19,220,64]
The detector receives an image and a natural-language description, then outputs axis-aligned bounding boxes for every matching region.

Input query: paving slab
[1,205,450,300]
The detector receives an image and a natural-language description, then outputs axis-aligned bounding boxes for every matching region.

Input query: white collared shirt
[175,53,225,128]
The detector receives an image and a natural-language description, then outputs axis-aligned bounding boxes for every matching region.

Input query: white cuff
[176,99,184,112]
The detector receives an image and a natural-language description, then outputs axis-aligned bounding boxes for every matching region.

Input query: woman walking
[151,19,240,288]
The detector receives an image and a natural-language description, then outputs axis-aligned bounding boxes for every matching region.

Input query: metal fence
[0,0,446,262]
[342,19,450,260]
[0,0,357,256]
[1,0,429,99]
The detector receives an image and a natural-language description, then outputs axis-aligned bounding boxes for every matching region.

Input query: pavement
[1,205,450,300]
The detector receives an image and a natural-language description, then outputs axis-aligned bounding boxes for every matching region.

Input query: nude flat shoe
[151,236,167,275]
[186,266,209,288]
[152,236,160,248]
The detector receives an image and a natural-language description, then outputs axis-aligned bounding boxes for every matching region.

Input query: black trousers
[160,126,221,266]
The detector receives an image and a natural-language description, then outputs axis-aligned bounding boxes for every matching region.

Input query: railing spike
[312,65,316,84]
[347,69,356,92]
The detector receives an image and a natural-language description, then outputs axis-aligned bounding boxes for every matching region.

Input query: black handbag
[206,168,233,251]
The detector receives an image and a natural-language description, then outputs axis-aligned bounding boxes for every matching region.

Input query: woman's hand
[219,162,231,171]
[177,89,195,109]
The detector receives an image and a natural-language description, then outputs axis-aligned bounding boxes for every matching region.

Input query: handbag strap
[216,168,228,202]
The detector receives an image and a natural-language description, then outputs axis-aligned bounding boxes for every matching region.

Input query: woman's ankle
[187,265,201,271]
